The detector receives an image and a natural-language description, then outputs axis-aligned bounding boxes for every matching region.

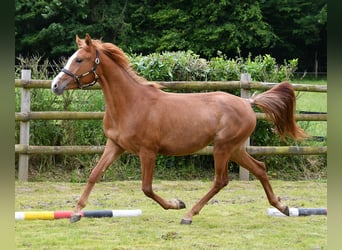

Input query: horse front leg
[70,140,124,223]
[139,150,186,210]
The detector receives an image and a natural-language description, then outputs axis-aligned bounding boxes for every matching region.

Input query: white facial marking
[64,50,80,70]
[51,71,64,91]
[51,50,80,92]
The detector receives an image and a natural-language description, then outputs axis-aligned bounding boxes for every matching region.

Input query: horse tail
[249,81,308,141]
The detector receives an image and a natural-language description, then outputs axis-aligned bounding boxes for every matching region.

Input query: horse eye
[75,58,83,63]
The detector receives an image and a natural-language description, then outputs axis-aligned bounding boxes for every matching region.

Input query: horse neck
[97,60,148,117]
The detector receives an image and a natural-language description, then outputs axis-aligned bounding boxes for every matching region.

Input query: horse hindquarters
[180,96,257,224]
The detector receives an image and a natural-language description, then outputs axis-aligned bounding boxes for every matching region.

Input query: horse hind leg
[231,149,289,216]
[181,149,230,224]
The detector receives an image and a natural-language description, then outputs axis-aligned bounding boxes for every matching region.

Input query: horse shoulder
[102,112,120,141]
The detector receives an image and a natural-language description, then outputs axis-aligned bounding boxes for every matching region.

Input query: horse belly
[159,140,212,156]
[158,120,215,156]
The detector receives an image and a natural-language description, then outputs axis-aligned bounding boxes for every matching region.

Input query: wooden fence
[15,71,327,181]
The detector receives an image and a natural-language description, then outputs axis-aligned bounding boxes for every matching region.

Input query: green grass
[294,79,327,138]
[16,180,327,249]
[297,93,327,137]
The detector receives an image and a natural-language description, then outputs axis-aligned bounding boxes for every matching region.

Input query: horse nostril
[51,82,59,93]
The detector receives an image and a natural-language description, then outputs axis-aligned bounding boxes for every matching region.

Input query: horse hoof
[180,218,192,225]
[70,214,82,223]
[177,199,186,209]
[283,206,290,216]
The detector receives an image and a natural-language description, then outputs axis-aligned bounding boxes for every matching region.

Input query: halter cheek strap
[61,50,100,89]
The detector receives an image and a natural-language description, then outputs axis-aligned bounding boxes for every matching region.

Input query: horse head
[51,34,100,95]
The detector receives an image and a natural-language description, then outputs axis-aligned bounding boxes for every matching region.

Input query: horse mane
[91,39,162,89]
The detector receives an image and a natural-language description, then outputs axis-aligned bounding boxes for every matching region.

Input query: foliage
[15,52,327,182]
[15,0,326,72]
[129,51,297,82]
[15,0,130,58]
[260,0,327,70]
[127,1,276,57]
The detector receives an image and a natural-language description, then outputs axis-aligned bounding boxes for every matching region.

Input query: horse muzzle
[51,76,70,95]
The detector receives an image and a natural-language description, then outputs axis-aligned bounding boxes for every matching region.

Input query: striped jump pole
[267,207,327,217]
[15,209,142,220]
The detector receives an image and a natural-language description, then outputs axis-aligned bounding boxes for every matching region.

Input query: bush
[15,52,325,182]
[129,51,297,82]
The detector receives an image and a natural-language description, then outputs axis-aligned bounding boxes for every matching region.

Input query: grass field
[15,180,327,249]
[294,79,327,138]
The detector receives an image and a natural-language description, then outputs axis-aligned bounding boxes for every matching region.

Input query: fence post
[239,73,251,181]
[18,69,31,181]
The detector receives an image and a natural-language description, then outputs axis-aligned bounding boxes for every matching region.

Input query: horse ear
[75,34,84,48]
[85,33,92,46]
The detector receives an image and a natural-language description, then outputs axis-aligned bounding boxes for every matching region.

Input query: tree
[15,0,326,72]
[15,0,130,59]
[260,0,327,71]
[124,0,277,57]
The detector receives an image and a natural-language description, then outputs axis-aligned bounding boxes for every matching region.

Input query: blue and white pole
[267,207,327,217]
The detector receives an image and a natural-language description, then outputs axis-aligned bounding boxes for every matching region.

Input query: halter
[61,50,100,89]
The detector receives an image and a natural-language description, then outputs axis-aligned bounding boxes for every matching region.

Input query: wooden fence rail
[15,71,327,181]
[15,111,327,121]
[15,145,327,156]
[15,79,327,92]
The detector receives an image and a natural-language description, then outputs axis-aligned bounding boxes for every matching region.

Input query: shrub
[130,51,297,82]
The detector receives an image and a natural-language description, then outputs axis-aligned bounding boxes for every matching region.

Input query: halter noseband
[61,50,100,89]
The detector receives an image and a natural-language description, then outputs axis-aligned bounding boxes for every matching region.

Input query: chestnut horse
[51,34,307,224]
